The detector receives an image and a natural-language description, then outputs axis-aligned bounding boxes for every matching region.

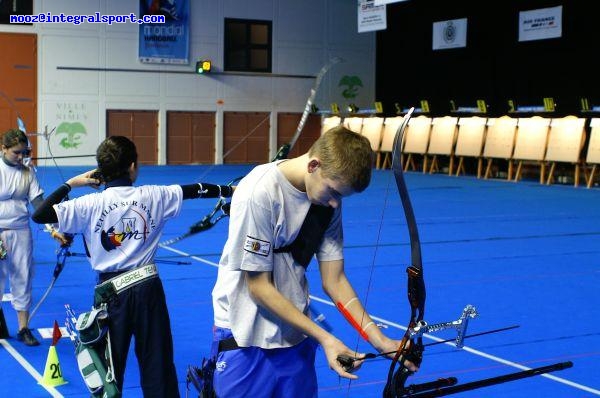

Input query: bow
[377,108,573,396]
[382,107,427,397]
[28,232,74,322]
[162,58,343,246]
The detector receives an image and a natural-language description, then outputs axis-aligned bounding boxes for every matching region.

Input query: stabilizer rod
[404,361,573,397]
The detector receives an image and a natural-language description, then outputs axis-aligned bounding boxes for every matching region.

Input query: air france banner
[432,18,467,50]
[139,0,190,64]
[519,6,562,42]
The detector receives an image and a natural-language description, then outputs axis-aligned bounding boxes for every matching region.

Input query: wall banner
[432,18,467,50]
[358,0,386,33]
[40,101,98,166]
[139,0,190,64]
[519,6,562,42]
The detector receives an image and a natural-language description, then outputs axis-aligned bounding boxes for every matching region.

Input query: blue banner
[139,0,189,64]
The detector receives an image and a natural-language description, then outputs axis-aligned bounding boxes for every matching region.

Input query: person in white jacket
[0,128,67,346]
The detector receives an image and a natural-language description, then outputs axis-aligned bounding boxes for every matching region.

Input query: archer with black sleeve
[31,136,233,398]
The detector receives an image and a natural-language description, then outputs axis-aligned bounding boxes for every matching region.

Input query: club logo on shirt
[98,207,150,252]
[243,236,270,257]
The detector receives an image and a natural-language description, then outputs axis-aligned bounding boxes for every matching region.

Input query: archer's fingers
[335,353,365,376]
[88,178,102,189]
[332,360,359,380]
[51,232,71,247]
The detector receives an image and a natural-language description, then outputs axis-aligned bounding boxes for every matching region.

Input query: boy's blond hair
[308,125,373,192]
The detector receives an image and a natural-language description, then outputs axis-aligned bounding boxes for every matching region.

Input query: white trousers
[0,228,34,311]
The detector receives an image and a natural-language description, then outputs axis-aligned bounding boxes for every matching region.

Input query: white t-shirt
[54,184,183,272]
[212,161,344,349]
[0,160,43,229]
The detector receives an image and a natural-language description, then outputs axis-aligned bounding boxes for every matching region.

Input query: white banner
[358,0,386,33]
[39,101,99,166]
[432,18,467,50]
[374,0,409,5]
[519,6,562,42]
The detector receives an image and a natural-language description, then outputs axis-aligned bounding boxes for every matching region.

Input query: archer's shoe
[17,328,40,346]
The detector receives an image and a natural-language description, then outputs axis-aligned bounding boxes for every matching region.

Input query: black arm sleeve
[31,183,71,224]
[30,194,44,210]
[180,183,234,200]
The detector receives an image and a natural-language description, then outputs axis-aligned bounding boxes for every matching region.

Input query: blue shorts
[212,327,318,398]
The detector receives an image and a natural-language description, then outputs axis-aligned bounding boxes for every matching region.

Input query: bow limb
[28,240,72,322]
[274,57,343,160]
[392,108,425,330]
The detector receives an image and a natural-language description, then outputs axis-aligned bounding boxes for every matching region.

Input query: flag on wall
[518,6,562,42]
[432,18,467,50]
[139,0,190,64]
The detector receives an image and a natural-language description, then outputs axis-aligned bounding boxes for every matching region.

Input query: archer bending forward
[32,136,233,397]
[210,126,417,397]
